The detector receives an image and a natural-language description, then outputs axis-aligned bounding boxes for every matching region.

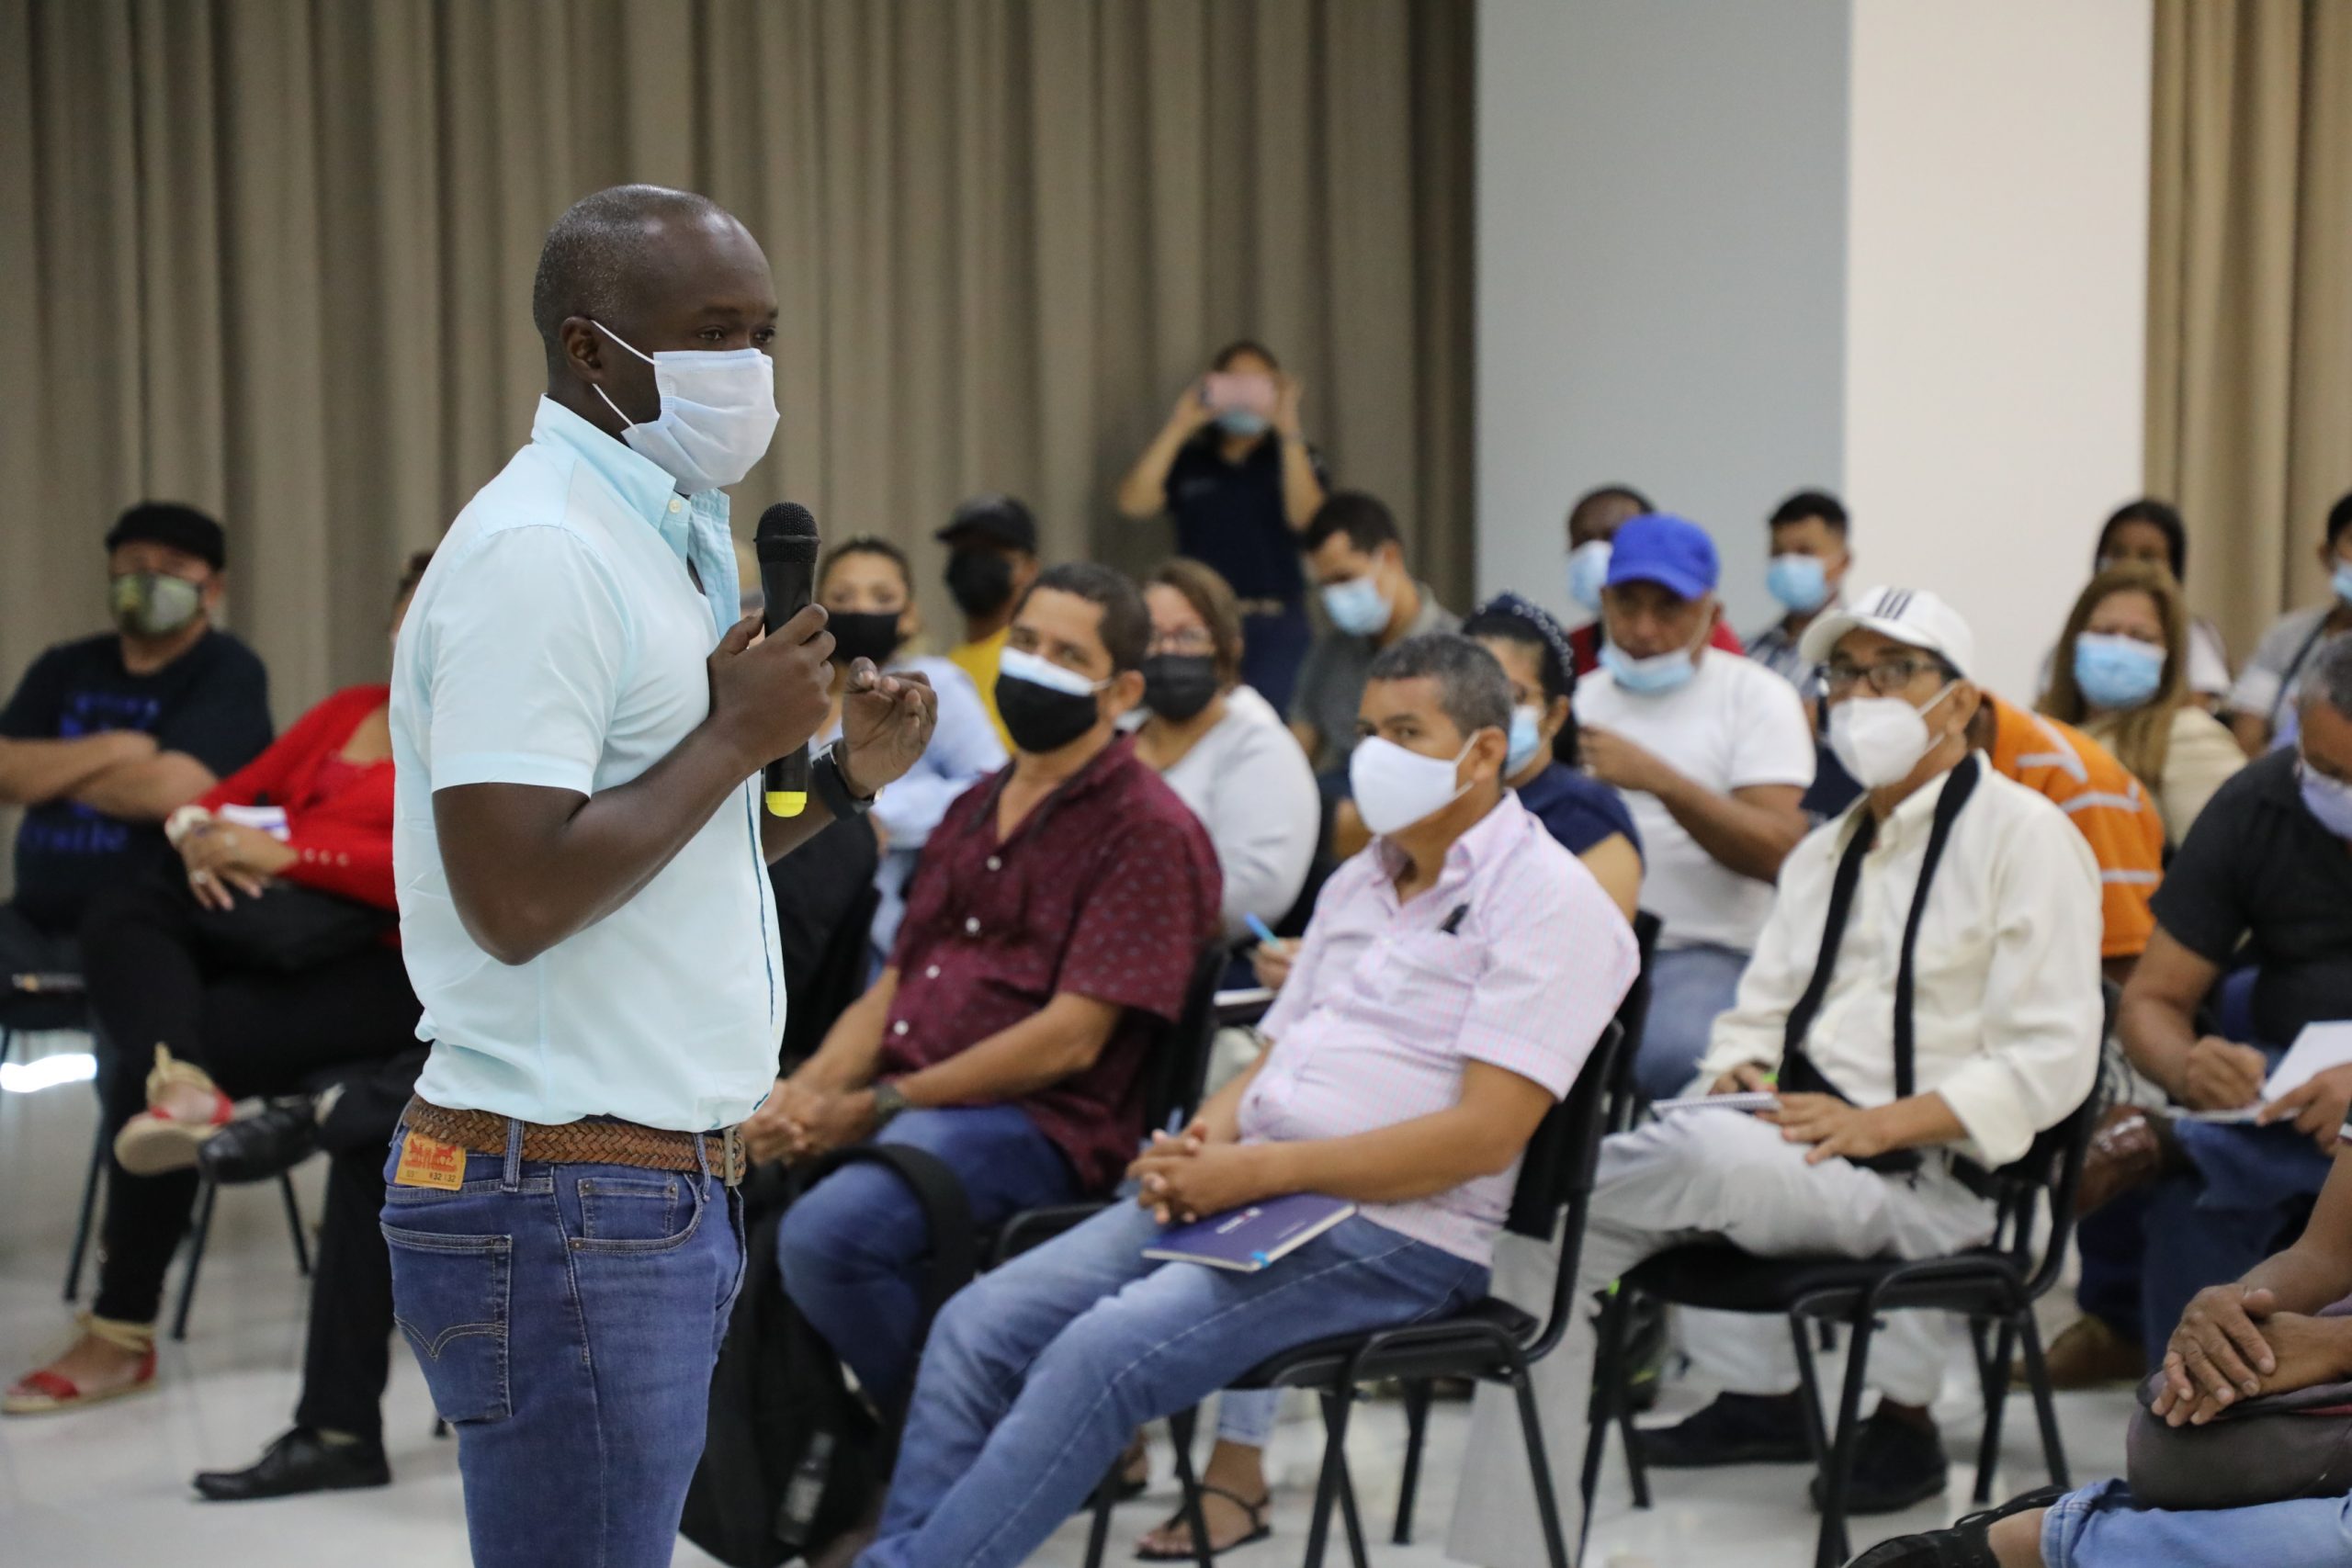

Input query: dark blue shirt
[1163,434,1326,605]
[0,629,273,931]
[1514,762,1642,861]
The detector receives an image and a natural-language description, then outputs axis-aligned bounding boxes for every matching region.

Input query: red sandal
[3,1314,158,1416]
[112,1044,233,1177]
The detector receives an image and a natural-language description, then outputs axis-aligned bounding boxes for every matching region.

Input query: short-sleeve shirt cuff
[1459,1032,1577,1100]
[430,750,598,795]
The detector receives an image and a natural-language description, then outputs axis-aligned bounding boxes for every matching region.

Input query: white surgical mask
[1349,735,1474,836]
[1827,683,1956,789]
[591,321,779,495]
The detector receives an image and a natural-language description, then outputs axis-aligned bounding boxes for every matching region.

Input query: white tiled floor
[1,1033,2135,1567]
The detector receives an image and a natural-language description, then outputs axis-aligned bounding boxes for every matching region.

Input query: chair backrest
[1605,912,1663,1131]
[1136,946,1231,1137]
[1987,977,2121,1298]
[1509,1020,1628,1361]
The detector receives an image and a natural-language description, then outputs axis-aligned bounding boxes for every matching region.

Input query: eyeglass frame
[1817,653,1960,697]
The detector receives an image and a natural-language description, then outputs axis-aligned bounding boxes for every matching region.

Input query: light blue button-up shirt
[391,398,783,1131]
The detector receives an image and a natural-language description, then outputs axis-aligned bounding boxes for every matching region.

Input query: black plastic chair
[1587,984,2120,1568]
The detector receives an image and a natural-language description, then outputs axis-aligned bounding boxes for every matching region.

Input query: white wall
[1841,0,2152,701]
[1476,0,1851,637]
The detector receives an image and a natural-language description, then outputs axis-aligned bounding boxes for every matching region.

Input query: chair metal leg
[63,1117,106,1302]
[1786,1314,1832,1470]
[277,1170,311,1276]
[1333,1430,1371,1568]
[1814,1311,1877,1568]
[1393,1378,1432,1544]
[1165,1405,1215,1568]
[1302,1391,1355,1568]
[1512,1360,1575,1568]
[172,1179,220,1341]
[1081,1466,1118,1568]
[1973,1317,2019,1506]
[1600,1291,1651,1511]
[2016,1313,2071,1491]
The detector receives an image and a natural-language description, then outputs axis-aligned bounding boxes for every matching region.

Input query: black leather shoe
[1846,1483,2068,1565]
[1810,1409,1949,1515]
[193,1427,389,1501]
[197,1097,320,1185]
[1634,1392,1814,1468]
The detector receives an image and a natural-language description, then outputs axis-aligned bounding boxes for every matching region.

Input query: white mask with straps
[590,321,779,495]
[1828,682,1957,789]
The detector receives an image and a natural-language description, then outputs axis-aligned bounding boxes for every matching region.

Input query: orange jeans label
[393,1131,466,1190]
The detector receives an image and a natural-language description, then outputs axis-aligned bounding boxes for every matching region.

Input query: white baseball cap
[1797,585,1976,679]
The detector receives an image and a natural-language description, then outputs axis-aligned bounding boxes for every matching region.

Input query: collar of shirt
[1368,792,1526,906]
[967,732,1137,848]
[1832,756,1960,858]
[530,396,731,574]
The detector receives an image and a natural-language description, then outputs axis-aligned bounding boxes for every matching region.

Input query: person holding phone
[1116,341,1328,715]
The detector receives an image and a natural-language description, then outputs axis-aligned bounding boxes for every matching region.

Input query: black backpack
[680,1145,977,1568]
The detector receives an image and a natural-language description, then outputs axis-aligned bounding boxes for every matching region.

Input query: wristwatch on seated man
[871,1079,911,1127]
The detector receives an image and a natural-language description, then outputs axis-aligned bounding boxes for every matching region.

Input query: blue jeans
[858,1201,1487,1568]
[2138,1120,2331,1365]
[778,1105,1077,1409]
[379,1126,745,1568]
[1637,943,1750,1100]
[2043,1478,2352,1566]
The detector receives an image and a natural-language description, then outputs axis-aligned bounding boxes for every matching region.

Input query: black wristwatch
[870,1080,910,1127]
[812,741,876,819]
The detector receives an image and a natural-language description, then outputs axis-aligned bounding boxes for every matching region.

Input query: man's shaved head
[532,184,737,358]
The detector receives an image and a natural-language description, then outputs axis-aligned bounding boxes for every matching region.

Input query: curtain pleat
[0,0,1472,751]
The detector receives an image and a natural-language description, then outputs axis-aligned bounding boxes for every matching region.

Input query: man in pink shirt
[843,634,1638,1568]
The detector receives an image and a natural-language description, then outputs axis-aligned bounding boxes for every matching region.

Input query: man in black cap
[0,502,273,1005]
[936,493,1040,748]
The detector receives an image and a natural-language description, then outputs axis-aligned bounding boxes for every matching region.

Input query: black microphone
[755,502,821,818]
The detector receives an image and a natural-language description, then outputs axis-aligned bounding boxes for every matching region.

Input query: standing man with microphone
[385,185,936,1568]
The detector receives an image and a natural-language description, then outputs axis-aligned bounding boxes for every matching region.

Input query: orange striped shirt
[1984,695,2164,959]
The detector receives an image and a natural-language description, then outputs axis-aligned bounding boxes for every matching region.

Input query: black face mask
[1140,654,1219,722]
[945,551,1015,619]
[996,671,1102,755]
[828,610,903,669]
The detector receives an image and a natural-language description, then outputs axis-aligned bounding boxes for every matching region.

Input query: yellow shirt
[948,626,1012,750]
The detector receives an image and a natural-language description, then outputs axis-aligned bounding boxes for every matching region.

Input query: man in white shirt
[1574,514,1815,1098]
[1450,587,2104,1562]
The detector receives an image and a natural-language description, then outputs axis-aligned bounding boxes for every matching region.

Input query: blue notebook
[1142,1193,1358,1273]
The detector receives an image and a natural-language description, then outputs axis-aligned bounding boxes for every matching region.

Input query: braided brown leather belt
[403,1098,747,1187]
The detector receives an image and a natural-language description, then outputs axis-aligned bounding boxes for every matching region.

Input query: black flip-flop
[1847,1483,2070,1567]
[1134,1483,1272,1562]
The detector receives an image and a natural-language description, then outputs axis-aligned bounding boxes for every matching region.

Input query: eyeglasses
[1148,626,1216,656]
[1820,656,1950,696]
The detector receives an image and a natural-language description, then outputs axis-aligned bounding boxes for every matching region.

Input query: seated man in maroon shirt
[747,561,1224,1410]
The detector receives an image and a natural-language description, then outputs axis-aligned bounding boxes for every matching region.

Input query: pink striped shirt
[1241,795,1639,1265]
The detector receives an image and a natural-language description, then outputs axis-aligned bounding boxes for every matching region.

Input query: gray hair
[531,185,732,356]
[1364,633,1513,740]
[2300,634,2352,720]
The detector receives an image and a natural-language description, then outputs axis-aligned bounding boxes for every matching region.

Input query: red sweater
[198,685,396,911]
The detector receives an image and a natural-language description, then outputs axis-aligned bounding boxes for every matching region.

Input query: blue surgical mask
[1321,573,1391,637]
[1216,410,1270,437]
[1765,553,1830,615]
[1506,705,1545,775]
[2072,632,2165,710]
[2298,759,2352,840]
[1566,540,1611,613]
[1600,637,1699,695]
[2333,561,2352,608]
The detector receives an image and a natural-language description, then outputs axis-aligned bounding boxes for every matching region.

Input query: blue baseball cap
[1603,513,1718,599]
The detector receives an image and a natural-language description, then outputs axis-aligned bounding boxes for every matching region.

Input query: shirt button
[925,965,940,979]
[668,499,683,513]
[964,917,981,935]
[986,856,1001,872]
[892,1021,909,1036]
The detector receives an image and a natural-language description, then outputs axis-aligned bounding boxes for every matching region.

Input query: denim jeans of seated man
[857,1200,1487,1568]
[2041,1478,2352,1568]
[778,1103,1078,1410]
[1636,942,1750,1100]
[379,1128,745,1568]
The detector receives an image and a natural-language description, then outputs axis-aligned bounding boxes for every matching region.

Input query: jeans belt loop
[500,1116,524,1192]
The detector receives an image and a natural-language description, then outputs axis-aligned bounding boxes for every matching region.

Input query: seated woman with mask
[815,538,1006,970]
[2041,563,2244,848]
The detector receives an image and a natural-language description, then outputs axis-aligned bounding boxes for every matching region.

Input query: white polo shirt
[1574,648,1815,953]
[391,398,783,1132]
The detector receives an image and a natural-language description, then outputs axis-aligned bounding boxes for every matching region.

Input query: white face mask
[1350,735,1475,836]
[1827,683,1957,789]
[591,322,780,495]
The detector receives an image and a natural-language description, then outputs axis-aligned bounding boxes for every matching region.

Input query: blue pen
[1243,913,1279,947]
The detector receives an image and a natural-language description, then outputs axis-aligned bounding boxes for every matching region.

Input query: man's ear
[558,317,608,386]
[200,572,226,613]
[1468,724,1510,781]
[1106,668,1147,718]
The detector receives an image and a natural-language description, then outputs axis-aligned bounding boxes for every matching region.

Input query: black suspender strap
[1779,755,1983,1149]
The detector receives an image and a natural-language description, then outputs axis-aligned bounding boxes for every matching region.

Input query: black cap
[934,493,1037,553]
[106,502,226,570]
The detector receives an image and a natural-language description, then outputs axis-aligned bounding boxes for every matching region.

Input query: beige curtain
[0,0,1472,728]
[2146,0,2352,657]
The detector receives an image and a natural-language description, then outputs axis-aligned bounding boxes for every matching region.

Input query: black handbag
[189,883,394,972]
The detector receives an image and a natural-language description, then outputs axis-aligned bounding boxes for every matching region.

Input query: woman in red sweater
[6,555,431,1415]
